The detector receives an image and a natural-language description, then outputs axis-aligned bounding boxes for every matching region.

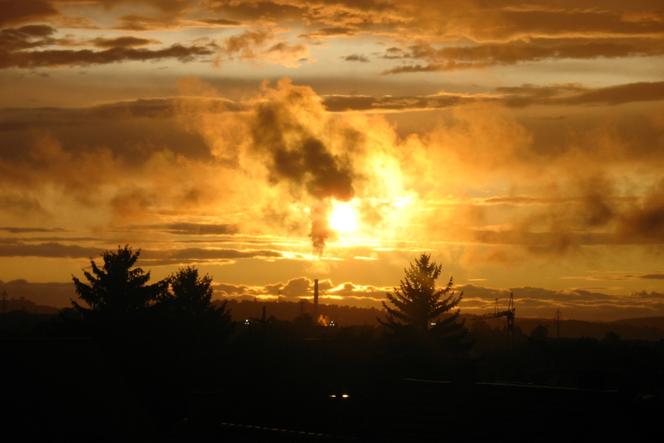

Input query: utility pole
[555,309,561,338]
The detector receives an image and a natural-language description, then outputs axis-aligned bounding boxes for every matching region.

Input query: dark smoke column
[249,87,356,256]
[310,204,331,256]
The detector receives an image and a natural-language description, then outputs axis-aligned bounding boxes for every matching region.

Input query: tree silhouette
[157,266,233,392]
[71,245,166,320]
[380,254,469,351]
[162,266,231,328]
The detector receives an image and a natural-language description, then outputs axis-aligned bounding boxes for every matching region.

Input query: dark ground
[3,331,663,442]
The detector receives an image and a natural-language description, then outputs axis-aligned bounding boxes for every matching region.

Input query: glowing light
[329,200,359,234]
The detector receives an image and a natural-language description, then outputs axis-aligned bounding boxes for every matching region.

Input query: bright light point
[329,200,359,234]
[341,394,350,398]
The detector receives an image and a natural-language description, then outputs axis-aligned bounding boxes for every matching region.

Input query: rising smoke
[249,80,356,254]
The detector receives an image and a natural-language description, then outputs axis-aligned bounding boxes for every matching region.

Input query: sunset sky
[1,0,664,320]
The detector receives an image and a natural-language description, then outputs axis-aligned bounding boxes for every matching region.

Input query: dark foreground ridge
[2,248,663,442]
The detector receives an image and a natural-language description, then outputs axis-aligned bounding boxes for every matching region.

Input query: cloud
[324,82,664,111]
[2,44,215,69]
[0,0,57,26]
[0,241,101,258]
[0,24,215,69]
[382,38,664,73]
[0,239,281,263]
[617,180,664,243]
[2,77,664,263]
[0,226,64,233]
[91,36,158,48]
[641,274,664,280]
[4,1,664,72]
[147,222,239,235]
[218,29,309,67]
[264,276,312,297]
[341,54,369,62]
[0,193,50,218]
[559,81,664,105]
[223,29,272,58]
[404,1,664,41]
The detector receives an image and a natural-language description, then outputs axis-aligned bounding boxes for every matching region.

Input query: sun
[329,200,359,234]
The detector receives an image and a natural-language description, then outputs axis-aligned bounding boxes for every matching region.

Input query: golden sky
[1,0,664,320]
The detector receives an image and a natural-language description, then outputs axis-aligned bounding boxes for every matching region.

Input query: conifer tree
[380,254,469,350]
[71,245,165,319]
[163,266,231,325]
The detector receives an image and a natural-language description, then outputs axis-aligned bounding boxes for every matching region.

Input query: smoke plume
[249,80,356,254]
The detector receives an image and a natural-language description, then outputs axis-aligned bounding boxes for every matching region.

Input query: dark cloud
[199,18,242,27]
[0,24,57,52]
[0,24,215,69]
[617,180,664,242]
[324,81,664,111]
[466,178,664,254]
[1,43,215,69]
[301,26,357,39]
[0,226,64,233]
[0,241,101,258]
[341,54,369,62]
[91,36,157,48]
[0,0,57,26]
[560,81,664,105]
[0,240,281,263]
[147,222,239,235]
[0,101,212,183]
[641,274,664,280]
[405,0,664,41]
[382,38,664,73]
[140,247,282,263]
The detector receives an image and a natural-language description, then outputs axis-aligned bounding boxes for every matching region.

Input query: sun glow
[329,200,359,234]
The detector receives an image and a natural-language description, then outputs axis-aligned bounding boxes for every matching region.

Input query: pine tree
[163,266,231,325]
[380,254,469,351]
[71,245,165,320]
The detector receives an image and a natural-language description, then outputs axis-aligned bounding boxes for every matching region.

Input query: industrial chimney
[313,279,319,316]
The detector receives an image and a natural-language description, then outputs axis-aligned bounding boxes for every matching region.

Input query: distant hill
[0,280,73,308]
[1,297,59,315]
[468,315,664,341]
[612,316,664,329]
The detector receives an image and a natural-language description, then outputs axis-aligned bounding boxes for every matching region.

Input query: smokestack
[313,279,319,315]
